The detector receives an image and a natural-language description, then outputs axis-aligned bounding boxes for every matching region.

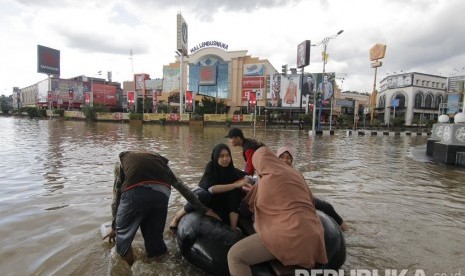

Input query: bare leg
[169,208,186,229]
[121,246,135,266]
[229,211,239,229]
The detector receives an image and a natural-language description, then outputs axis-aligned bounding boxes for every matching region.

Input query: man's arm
[111,161,123,230]
[244,149,255,176]
[172,176,209,214]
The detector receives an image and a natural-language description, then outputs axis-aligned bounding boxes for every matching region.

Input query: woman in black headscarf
[170,143,253,230]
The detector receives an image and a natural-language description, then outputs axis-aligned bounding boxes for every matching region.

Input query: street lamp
[175,51,184,116]
[311,30,344,133]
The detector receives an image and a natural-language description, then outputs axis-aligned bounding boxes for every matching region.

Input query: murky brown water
[0,117,464,276]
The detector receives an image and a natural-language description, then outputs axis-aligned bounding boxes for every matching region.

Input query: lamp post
[311,30,343,132]
[175,51,184,116]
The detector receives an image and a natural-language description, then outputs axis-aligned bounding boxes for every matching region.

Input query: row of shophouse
[11,44,465,126]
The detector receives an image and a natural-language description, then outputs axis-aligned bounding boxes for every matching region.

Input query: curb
[345,130,430,136]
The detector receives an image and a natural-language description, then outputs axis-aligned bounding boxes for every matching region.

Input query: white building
[377,72,447,126]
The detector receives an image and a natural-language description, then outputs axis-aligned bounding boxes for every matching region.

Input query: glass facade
[188,55,230,99]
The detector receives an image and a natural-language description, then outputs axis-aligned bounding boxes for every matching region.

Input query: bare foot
[169,217,178,231]
[340,222,349,232]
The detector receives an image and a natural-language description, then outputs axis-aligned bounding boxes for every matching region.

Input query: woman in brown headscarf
[227,147,327,275]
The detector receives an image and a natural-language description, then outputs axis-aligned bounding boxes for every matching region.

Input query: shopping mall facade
[15,43,362,124]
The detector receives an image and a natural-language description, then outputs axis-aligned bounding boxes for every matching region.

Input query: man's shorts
[115,186,169,258]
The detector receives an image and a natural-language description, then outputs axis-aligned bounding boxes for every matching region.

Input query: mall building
[19,43,465,128]
[122,42,357,123]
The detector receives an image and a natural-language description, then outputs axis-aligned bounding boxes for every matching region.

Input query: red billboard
[199,66,217,85]
[127,91,135,105]
[242,89,253,102]
[92,83,116,105]
[249,92,256,107]
[186,90,193,112]
[242,76,265,88]
[37,45,60,75]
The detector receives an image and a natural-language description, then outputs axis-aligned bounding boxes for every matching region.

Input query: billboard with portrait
[268,74,282,107]
[281,74,301,108]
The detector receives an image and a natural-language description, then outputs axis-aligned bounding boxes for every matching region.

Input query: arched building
[157,44,277,114]
[376,72,447,126]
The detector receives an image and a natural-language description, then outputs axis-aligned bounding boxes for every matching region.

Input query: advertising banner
[135,74,149,96]
[162,68,180,93]
[386,74,413,89]
[268,74,282,107]
[297,40,310,68]
[281,74,301,108]
[92,83,116,105]
[127,91,135,106]
[39,79,85,105]
[185,90,193,112]
[242,76,265,89]
[249,91,256,108]
[314,73,336,109]
[267,72,334,108]
[199,66,217,85]
[448,75,465,93]
[176,13,188,56]
[243,63,265,76]
[446,94,460,114]
[242,89,252,102]
[37,45,60,75]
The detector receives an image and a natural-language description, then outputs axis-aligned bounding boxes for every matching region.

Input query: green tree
[21,107,45,118]
[1,95,13,114]
[82,106,97,121]
[197,96,226,114]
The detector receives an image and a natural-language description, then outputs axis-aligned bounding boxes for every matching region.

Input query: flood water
[0,117,464,276]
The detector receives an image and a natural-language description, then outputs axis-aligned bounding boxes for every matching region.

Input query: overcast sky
[1,0,465,96]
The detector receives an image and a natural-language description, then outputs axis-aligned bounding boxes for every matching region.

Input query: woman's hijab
[199,143,244,189]
[245,146,327,268]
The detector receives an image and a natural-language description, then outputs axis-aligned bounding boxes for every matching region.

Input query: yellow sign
[369,44,387,61]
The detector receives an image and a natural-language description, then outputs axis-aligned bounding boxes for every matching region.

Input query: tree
[197,96,226,114]
[0,95,13,114]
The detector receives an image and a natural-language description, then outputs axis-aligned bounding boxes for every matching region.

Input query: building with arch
[157,44,277,114]
[376,72,447,126]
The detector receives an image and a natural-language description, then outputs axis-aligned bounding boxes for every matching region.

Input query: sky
[1,0,465,96]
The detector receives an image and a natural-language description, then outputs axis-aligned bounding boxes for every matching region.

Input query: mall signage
[190,40,229,54]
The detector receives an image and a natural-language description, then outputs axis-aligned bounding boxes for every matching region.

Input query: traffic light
[281,65,288,75]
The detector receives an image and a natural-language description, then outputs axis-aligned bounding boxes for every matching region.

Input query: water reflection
[0,117,464,275]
